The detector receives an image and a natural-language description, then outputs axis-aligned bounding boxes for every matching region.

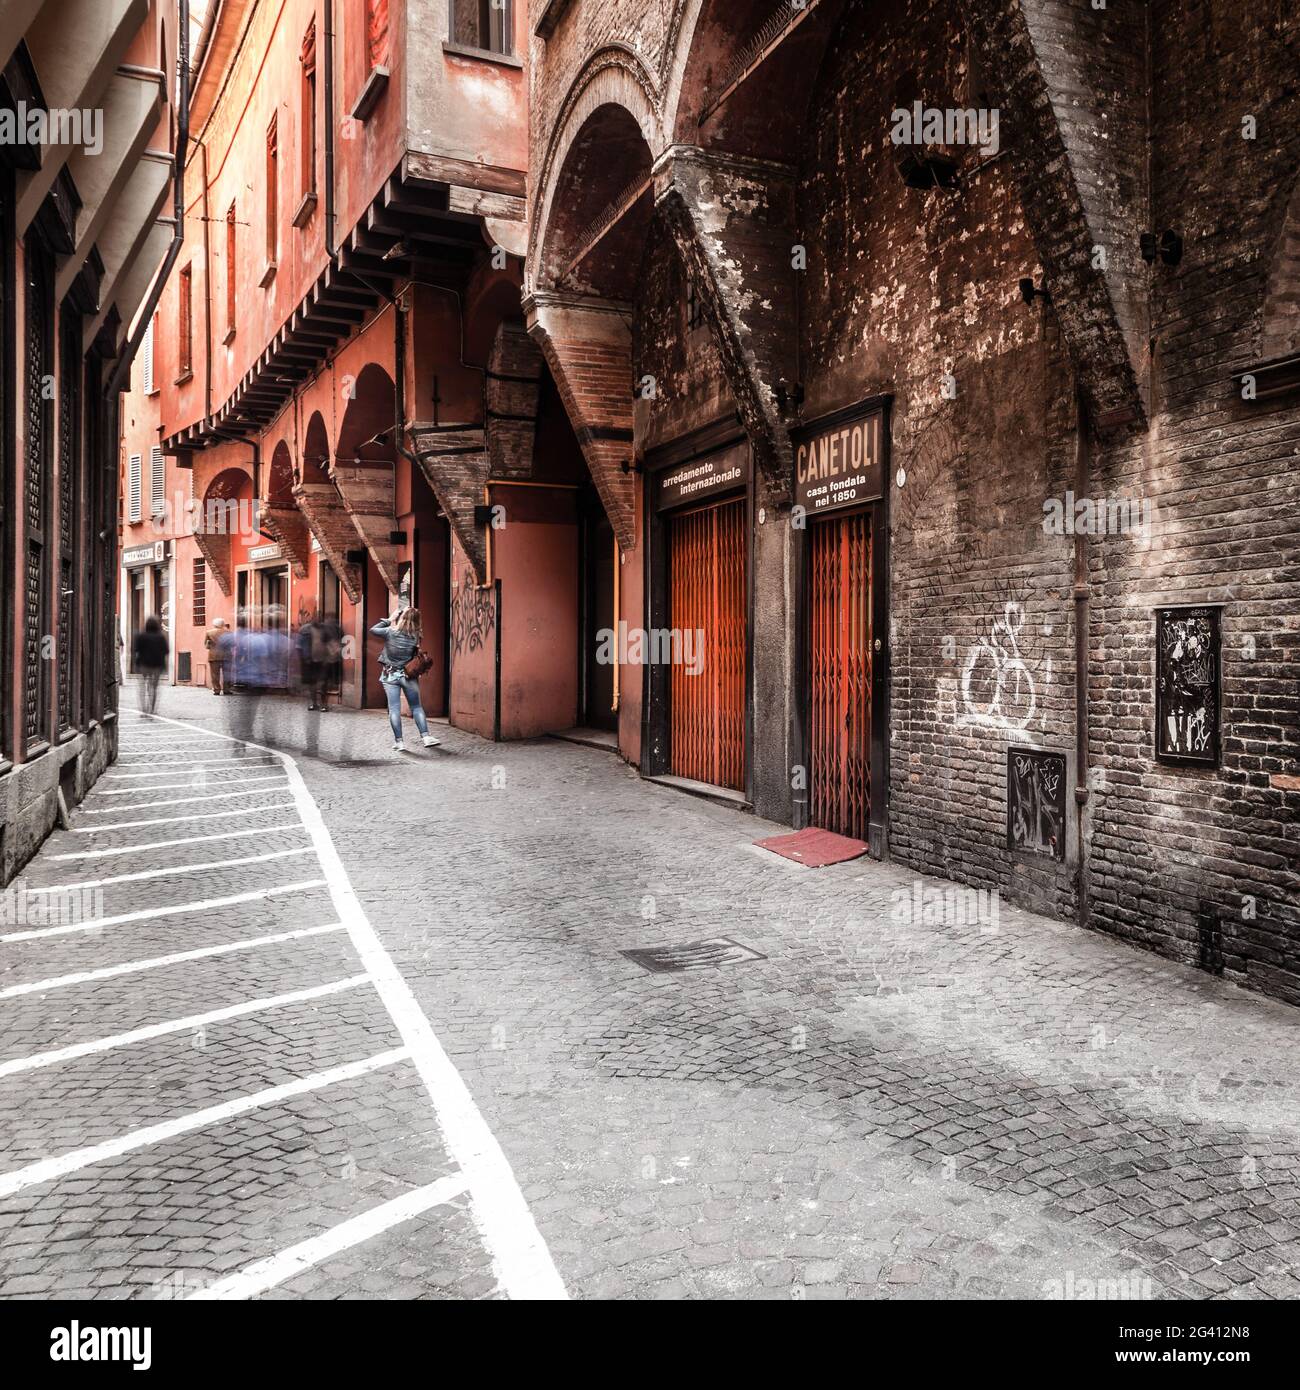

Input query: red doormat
[754,827,869,867]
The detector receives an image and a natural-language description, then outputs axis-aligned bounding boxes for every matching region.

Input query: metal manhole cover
[622,936,766,973]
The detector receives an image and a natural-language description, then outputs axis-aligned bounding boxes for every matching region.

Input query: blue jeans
[382,673,429,741]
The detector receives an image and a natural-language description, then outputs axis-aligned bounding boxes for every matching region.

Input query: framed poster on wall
[1155,605,1221,767]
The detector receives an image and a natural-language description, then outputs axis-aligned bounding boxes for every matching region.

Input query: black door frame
[792,394,892,858]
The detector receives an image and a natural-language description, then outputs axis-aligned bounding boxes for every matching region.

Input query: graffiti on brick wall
[1155,606,1220,766]
[895,412,1051,744]
[1007,747,1066,860]
[960,601,1037,733]
[450,581,496,659]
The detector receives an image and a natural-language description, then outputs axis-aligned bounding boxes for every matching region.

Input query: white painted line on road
[0,975,369,1079]
[25,847,315,895]
[82,779,287,812]
[101,774,289,794]
[0,1048,411,1199]
[72,802,299,833]
[108,761,277,778]
[0,879,326,943]
[138,710,569,1301]
[189,1173,472,1300]
[0,923,346,999]
[51,824,307,859]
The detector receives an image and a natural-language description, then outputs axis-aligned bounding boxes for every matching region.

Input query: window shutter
[150,446,166,520]
[142,317,155,395]
[128,453,142,523]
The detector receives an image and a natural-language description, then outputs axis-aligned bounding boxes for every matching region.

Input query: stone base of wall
[0,714,118,887]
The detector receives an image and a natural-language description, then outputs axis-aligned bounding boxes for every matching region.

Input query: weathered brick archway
[292,411,362,604]
[528,72,663,552]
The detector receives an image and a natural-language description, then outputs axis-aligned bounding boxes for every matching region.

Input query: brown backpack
[403,648,434,679]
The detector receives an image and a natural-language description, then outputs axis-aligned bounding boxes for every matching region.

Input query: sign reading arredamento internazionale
[794,407,884,515]
[656,442,750,512]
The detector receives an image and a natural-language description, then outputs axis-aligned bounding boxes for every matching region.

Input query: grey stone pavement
[1,680,1299,1301]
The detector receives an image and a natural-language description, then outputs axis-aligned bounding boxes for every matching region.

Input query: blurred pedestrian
[371,608,439,752]
[131,616,168,715]
[205,616,230,695]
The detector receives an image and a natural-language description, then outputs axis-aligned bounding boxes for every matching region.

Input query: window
[450,0,512,56]
[142,315,156,394]
[193,556,206,627]
[224,202,236,341]
[178,262,193,377]
[265,114,278,272]
[300,22,318,207]
[127,453,142,523]
[150,445,166,522]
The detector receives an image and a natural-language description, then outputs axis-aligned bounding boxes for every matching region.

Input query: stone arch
[528,51,662,293]
[293,410,362,602]
[1261,172,1300,360]
[196,466,253,598]
[333,364,403,593]
[266,439,295,504]
[662,0,849,162]
[335,363,397,467]
[301,411,330,484]
[260,439,311,578]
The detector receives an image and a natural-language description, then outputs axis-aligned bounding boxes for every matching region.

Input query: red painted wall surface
[493,486,578,739]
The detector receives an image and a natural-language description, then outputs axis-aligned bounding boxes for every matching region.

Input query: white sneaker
[422,734,441,748]
[392,740,404,752]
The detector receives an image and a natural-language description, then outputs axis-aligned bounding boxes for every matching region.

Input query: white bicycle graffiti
[959,601,1037,733]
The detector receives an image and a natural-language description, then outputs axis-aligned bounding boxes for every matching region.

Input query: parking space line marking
[0,924,346,999]
[108,762,277,778]
[101,775,286,794]
[134,711,570,1301]
[73,803,299,833]
[189,1173,473,1300]
[0,879,327,943]
[24,847,316,895]
[82,780,287,812]
[0,976,370,1079]
[0,1048,412,1199]
[51,824,307,859]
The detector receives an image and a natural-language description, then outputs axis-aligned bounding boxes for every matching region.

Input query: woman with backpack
[371,607,440,752]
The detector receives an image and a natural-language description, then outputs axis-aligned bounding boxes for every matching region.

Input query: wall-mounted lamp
[619,460,643,475]
[381,240,408,262]
[1019,277,1051,305]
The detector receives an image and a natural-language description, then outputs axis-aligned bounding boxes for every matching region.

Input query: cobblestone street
[2,684,1298,1302]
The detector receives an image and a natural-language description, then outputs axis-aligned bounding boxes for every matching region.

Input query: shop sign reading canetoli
[794,407,884,515]
[656,442,751,512]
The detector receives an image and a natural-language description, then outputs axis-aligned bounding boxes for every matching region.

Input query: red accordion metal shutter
[809,511,872,840]
[668,497,746,791]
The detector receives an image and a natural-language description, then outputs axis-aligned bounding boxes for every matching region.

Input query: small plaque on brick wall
[1155,606,1220,766]
[1007,747,1066,860]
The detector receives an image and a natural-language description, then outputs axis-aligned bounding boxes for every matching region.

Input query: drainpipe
[201,140,212,417]
[1073,385,1092,926]
[323,0,337,254]
[105,0,190,400]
